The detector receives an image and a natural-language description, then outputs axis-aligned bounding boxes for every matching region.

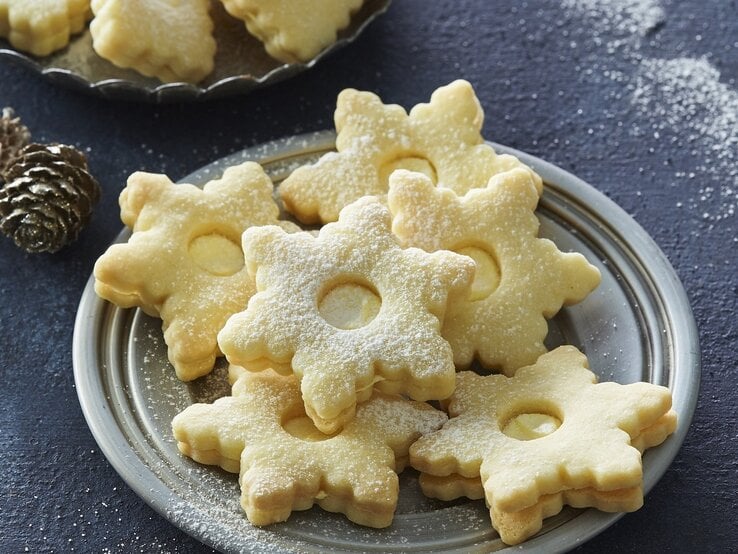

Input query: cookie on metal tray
[93,162,297,381]
[172,369,448,528]
[418,410,677,543]
[0,0,90,56]
[418,408,677,500]
[279,80,540,224]
[217,196,475,434]
[409,346,676,545]
[218,0,364,63]
[90,0,216,83]
[388,168,601,375]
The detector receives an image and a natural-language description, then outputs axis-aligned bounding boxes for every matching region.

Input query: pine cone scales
[0,108,31,176]
[0,143,101,253]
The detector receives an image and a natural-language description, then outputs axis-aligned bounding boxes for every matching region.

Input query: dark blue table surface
[1,1,736,552]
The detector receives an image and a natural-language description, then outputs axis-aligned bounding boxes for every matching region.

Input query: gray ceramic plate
[73,131,700,553]
[0,1,390,102]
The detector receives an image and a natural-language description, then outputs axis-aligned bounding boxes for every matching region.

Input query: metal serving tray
[0,1,391,102]
[73,131,700,552]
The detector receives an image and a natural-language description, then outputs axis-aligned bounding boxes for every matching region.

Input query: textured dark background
[1,0,736,552]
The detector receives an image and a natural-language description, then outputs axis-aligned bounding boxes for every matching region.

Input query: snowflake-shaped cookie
[388,169,601,375]
[94,162,296,381]
[410,346,675,515]
[0,0,90,56]
[217,196,475,433]
[417,409,676,544]
[90,0,216,83]
[418,408,677,500]
[172,369,448,528]
[279,80,541,223]
[219,0,363,63]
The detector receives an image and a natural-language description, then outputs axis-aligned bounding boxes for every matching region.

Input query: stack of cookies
[0,0,366,83]
[93,80,676,545]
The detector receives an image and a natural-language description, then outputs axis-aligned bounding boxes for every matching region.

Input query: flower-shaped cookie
[219,0,363,63]
[217,196,475,433]
[279,80,541,223]
[410,346,675,518]
[172,369,448,528]
[388,169,601,375]
[90,0,216,83]
[0,0,90,56]
[94,162,295,381]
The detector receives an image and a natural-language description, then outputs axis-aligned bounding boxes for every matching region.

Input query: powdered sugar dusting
[631,57,737,222]
[562,0,665,36]
[562,0,737,233]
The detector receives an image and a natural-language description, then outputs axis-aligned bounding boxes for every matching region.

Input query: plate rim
[72,130,700,553]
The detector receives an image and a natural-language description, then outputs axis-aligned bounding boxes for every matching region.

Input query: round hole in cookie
[379,154,438,186]
[501,408,562,441]
[282,415,336,442]
[188,231,244,277]
[317,278,382,330]
[454,245,501,301]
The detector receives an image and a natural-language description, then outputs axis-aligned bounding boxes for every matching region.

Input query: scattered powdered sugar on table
[561,0,665,36]
[631,57,737,222]
[562,0,737,232]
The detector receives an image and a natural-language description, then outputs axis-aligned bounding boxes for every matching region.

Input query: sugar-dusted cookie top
[218,0,363,63]
[217,196,475,434]
[94,162,295,381]
[279,80,541,224]
[0,0,90,56]
[388,168,601,375]
[172,369,448,528]
[410,346,675,514]
[90,0,216,83]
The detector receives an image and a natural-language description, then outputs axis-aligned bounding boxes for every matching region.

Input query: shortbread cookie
[94,162,297,381]
[218,0,363,63]
[490,409,677,544]
[279,80,541,224]
[491,485,644,545]
[388,169,601,374]
[172,369,448,528]
[410,346,675,514]
[90,0,216,83]
[0,0,90,56]
[420,468,644,544]
[418,409,677,502]
[217,196,475,433]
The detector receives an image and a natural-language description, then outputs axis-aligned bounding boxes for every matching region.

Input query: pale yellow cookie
[279,80,541,224]
[489,411,677,545]
[217,196,475,434]
[414,410,677,500]
[410,346,675,515]
[418,410,677,501]
[388,169,601,375]
[218,0,363,63]
[0,0,90,56]
[90,0,216,83]
[490,485,644,545]
[94,162,297,381]
[172,369,448,528]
